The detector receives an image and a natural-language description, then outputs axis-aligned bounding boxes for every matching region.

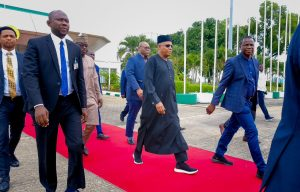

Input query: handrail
[0,3,48,16]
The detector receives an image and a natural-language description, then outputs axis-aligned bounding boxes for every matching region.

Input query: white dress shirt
[1,48,21,96]
[258,71,267,92]
[50,33,73,95]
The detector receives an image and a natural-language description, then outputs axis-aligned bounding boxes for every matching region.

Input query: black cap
[157,35,172,44]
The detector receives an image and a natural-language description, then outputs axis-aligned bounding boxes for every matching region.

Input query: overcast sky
[1,0,299,62]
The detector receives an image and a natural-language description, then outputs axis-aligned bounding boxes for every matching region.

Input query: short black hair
[240,36,255,46]
[0,26,17,37]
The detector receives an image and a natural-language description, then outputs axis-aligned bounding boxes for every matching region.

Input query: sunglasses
[164,44,173,48]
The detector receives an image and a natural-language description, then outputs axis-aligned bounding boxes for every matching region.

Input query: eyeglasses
[164,44,173,48]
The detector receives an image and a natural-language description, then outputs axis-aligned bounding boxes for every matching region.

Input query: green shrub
[175,81,215,93]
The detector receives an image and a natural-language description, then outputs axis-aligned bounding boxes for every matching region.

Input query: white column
[263,0,267,70]
[213,20,218,92]
[108,68,111,91]
[283,8,288,92]
[255,16,258,57]
[248,18,251,36]
[236,24,239,55]
[200,20,204,93]
[225,18,228,61]
[289,11,291,44]
[269,1,273,92]
[183,29,187,94]
[276,6,282,92]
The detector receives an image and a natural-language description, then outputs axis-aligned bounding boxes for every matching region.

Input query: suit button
[57,82,61,86]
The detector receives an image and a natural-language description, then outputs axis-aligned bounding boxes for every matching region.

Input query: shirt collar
[2,48,16,56]
[50,32,67,46]
[240,53,252,61]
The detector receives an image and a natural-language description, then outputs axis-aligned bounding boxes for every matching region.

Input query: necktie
[6,52,16,99]
[60,41,68,96]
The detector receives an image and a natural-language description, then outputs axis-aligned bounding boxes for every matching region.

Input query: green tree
[117,35,156,69]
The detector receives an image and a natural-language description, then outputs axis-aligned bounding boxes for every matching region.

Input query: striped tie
[6,52,16,99]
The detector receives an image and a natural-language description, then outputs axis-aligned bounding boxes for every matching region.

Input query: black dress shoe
[256,170,264,179]
[127,137,135,145]
[212,154,233,166]
[65,188,79,192]
[10,154,20,167]
[0,177,9,192]
[120,113,124,122]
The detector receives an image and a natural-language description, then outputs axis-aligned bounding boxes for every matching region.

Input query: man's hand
[206,104,216,115]
[136,88,143,100]
[98,97,103,108]
[35,105,49,127]
[155,102,166,115]
[81,108,88,123]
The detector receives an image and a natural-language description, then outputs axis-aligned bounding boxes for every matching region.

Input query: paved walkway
[10,95,283,191]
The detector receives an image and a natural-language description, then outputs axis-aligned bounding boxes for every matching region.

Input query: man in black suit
[0,25,26,192]
[22,10,87,192]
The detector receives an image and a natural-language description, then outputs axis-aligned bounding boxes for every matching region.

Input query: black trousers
[0,96,25,178]
[33,93,85,191]
[135,124,188,164]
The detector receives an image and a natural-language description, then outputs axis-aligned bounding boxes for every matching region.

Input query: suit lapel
[46,35,60,76]
[66,40,74,71]
[16,52,22,81]
[238,54,248,79]
[0,51,4,87]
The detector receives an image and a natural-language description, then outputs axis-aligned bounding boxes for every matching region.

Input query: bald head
[47,10,69,38]
[138,41,151,58]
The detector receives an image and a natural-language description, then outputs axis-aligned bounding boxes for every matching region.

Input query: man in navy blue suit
[119,69,129,122]
[206,36,266,179]
[0,25,26,192]
[261,24,300,192]
[22,10,87,192]
[125,42,150,144]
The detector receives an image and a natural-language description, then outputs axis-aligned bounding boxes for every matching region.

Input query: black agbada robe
[139,54,188,154]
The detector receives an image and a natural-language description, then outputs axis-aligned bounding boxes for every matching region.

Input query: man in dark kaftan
[133,35,198,175]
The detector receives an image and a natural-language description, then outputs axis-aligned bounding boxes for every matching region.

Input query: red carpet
[23,115,262,192]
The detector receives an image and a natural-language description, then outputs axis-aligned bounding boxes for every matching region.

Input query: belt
[3,96,22,101]
[58,92,75,99]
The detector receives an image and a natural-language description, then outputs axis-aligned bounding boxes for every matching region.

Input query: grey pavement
[10,95,283,191]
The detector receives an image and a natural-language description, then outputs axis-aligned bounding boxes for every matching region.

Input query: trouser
[83,125,96,144]
[134,123,188,164]
[120,102,129,119]
[33,93,85,191]
[215,102,266,172]
[96,109,103,134]
[126,100,142,137]
[0,96,25,179]
[257,91,271,119]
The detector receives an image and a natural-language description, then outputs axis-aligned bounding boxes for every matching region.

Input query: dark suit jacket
[211,53,259,113]
[261,24,300,192]
[0,50,26,104]
[120,69,127,96]
[22,35,86,112]
[125,54,146,101]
